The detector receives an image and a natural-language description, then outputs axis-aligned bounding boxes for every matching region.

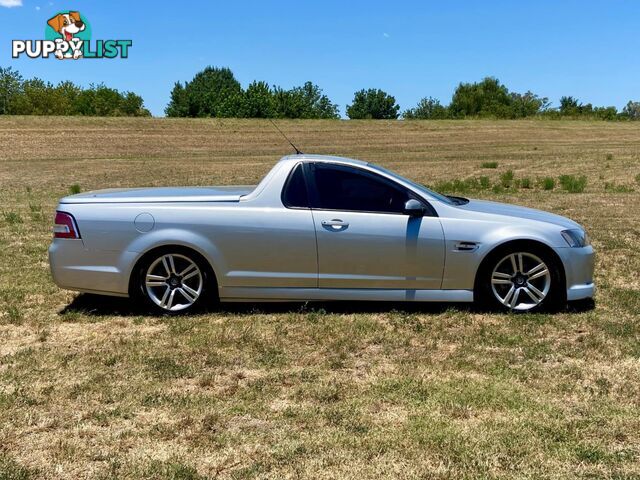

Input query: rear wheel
[135,249,214,314]
[476,246,564,312]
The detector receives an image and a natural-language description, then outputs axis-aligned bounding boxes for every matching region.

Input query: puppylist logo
[12,11,132,60]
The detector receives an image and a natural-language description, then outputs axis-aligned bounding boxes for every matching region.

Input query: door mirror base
[404,199,426,217]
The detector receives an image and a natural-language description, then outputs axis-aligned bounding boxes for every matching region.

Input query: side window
[281,163,309,208]
[311,163,411,214]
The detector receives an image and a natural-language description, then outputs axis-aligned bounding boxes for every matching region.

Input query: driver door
[307,162,445,290]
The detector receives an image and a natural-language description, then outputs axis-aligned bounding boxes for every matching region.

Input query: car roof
[280,154,369,167]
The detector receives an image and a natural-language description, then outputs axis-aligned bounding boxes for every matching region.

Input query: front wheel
[476,247,564,312]
[136,249,213,314]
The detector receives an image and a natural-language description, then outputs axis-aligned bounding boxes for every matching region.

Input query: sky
[1,0,639,117]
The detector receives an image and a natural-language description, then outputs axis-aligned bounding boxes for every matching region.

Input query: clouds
[0,0,23,7]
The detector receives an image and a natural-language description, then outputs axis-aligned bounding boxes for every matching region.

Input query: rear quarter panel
[64,200,318,291]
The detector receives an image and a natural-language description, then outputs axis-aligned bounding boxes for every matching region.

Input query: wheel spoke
[164,289,176,310]
[179,287,197,304]
[526,262,546,276]
[502,285,515,306]
[181,283,199,300]
[161,256,172,276]
[523,286,542,304]
[146,274,167,287]
[509,288,520,308]
[182,268,200,282]
[159,286,171,307]
[509,255,518,274]
[526,282,545,301]
[147,274,167,281]
[517,253,524,273]
[492,275,512,285]
[167,255,177,274]
[529,268,549,281]
[492,272,511,279]
[179,263,197,277]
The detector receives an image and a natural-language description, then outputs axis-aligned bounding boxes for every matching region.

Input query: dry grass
[0,117,639,479]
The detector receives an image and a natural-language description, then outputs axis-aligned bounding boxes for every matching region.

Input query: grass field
[1,117,639,479]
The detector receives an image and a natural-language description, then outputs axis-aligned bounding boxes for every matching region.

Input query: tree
[272,81,339,119]
[272,86,301,118]
[593,106,617,120]
[403,97,448,119]
[12,78,57,115]
[165,82,189,117]
[346,88,400,119]
[293,81,339,119]
[0,66,23,114]
[449,77,513,118]
[53,81,82,115]
[121,91,151,116]
[1,66,150,117]
[184,66,244,117]
[164,67,340,119]
[621,101,640,120]
[510,91,549,118]
[243,80,275,118]
[73,83,150,117]
[559,96,581,115]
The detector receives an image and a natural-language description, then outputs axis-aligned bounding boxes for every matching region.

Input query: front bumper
[556,245,595,301]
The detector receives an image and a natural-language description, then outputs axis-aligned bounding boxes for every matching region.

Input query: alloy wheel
[144,253,203,312]
[490,252,551,311]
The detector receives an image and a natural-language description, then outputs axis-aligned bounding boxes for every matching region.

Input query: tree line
[403,77,640,121]
[168,68,640,120]
[2,64,639,120]
[0,66,150,116]
[165,67,339,119]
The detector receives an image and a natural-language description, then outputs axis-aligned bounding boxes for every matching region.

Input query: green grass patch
[500,169,515,188]
[145,356,190,380]
[559,174,587,193]
[0,454,35,480]
[2,212,22,225]
[481,161,498,169]
[604,182,634,193]
[539,176,556,190]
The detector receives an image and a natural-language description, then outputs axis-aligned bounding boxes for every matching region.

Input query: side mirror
[404,199,425,217]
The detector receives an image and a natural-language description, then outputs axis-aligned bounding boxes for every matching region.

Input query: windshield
[368,163,457,205]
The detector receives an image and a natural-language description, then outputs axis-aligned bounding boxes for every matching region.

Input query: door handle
[321,219,349,229]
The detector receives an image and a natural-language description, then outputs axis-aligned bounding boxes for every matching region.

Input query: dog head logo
[47,12,85,42]
[45,11,90,60]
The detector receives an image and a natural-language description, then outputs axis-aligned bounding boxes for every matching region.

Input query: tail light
[53,211,81,239]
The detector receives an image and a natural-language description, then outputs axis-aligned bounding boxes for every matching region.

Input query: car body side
[49,155,595,303]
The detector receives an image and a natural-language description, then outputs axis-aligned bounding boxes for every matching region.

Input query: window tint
[282,163,309,208]
[312,164,411,214]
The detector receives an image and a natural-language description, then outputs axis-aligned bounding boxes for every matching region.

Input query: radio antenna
[269,119,303,155]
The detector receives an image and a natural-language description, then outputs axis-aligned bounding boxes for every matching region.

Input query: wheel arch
[473,239,567,302]
[127,244,219,298]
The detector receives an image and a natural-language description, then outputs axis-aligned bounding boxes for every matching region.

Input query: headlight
[561,229,590,248]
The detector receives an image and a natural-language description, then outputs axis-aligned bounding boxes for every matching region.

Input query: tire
[475,244,564,313]
[134,247,216,314]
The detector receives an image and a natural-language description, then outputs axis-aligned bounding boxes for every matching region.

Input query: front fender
[441,220,561,290]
